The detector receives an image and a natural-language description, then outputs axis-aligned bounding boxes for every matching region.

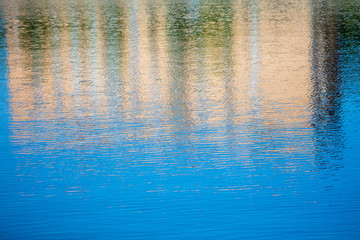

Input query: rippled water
[0,0,359,239]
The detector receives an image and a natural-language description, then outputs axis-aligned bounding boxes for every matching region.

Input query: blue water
[0,0,359,239]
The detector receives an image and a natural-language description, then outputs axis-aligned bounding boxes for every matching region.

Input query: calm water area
[0,0,359,239]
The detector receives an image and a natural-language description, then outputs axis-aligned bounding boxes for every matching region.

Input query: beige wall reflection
[4,0,314,159]
[258,0,311,127]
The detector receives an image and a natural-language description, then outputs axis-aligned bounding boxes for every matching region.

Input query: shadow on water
[310,0,344,170]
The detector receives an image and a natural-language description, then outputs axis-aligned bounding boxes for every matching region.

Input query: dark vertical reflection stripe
[310,0,344,169]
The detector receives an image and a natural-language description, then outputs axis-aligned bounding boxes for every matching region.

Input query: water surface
[0,0,359,239]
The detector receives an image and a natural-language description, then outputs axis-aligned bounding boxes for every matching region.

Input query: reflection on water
[0,0,359,239]
[6,0,314,155]
[311,0,344,169]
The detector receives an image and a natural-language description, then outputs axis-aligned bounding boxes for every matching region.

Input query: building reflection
[2,0,344,170]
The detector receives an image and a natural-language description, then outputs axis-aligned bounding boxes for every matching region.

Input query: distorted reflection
[1,0,359,239]
[3,0,344,189]
[311,0,344,169]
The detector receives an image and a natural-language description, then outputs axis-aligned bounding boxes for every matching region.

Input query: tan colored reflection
[4,0,314,154]
[230,0,252,123]
[257,0,311,127]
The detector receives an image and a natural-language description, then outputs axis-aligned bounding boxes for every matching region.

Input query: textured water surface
[0,0,359,239]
